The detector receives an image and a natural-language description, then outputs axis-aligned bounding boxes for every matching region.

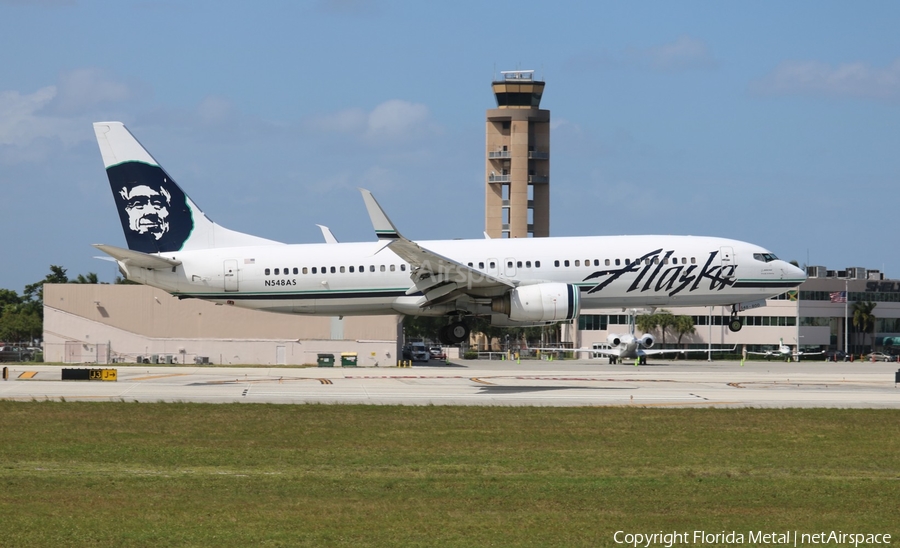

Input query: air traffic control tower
[485,70,550,238]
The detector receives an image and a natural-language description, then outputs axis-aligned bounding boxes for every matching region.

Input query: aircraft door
[224,259,239,292]
[719,247,734,267]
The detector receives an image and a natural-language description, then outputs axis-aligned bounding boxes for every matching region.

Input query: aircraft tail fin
[93,122,281,253]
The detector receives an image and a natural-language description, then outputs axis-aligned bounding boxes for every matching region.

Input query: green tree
[674,315,696,347]
[655,310,676,346]
[851,301,877,354]
[0,305,41,344]
[635,314,658,336]
[72,272,100,284]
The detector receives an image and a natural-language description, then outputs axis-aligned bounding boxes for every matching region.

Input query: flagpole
[844,279,848,355]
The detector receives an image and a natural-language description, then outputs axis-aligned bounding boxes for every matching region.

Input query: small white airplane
[92,122,807,344]
[748,338,825,361]
[535,312,734,365]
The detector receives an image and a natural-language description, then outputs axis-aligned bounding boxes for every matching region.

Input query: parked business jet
[535,312,733,365]
[92,122,807,344]
[748,339,824,361]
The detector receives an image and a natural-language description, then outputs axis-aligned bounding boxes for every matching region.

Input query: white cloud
[364,99,431,140]
[752,58,900,101]
[307,99,439,143]
[0,86,63,146]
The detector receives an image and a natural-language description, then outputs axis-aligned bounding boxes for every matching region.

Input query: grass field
[1,402,898,547]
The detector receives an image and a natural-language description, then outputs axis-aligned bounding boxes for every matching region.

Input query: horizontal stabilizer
[93,244,182,270]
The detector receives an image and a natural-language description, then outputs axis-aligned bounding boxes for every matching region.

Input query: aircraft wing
[93,244,182,270]
[360,189,514,306]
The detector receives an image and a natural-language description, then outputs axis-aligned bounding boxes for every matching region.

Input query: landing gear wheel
[728,318,743,332]
[448,322,469,344]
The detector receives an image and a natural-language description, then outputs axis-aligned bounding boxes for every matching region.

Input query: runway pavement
[2,359,899,408]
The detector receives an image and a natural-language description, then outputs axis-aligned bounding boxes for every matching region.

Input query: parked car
[409,342,430,362]
[867,352,894,362]
[0,346,34,362]
[429,346,446,360]
[823,350,849,362]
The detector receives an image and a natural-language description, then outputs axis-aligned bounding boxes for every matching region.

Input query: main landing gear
[438,320,470,345]
[728,305,743,332]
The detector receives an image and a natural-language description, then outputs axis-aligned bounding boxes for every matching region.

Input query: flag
[830,291,847,303]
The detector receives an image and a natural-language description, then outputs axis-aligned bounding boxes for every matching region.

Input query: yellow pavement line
[318,379,333,385]
[18,371,38,379]
[470,377,494,385]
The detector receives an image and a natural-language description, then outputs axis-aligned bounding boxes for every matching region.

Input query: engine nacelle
[491,283,580,323]
[639,333,655,349]
[608,334,622,347]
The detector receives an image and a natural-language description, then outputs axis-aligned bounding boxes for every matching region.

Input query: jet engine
[491,283,580,322]
[638,333,655,349]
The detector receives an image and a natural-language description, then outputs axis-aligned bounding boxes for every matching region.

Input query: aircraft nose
[784,262,807,281]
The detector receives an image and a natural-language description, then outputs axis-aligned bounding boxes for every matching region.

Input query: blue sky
[2,0,899,293]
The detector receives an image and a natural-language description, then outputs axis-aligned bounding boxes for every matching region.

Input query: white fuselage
[121,234,806,317]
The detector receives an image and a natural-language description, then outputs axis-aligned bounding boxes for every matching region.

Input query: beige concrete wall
[43,284,399,366]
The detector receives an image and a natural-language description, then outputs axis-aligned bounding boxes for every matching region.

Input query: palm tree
[851,301,877,354]
[635,313,658,337]
[674,315,696,347]
[655,310,676,347]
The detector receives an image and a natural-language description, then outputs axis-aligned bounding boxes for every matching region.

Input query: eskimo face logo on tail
[583,249,736,297]
[120,184,171,240]
[108,162,194,253]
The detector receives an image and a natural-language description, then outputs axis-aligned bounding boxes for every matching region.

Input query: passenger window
[302,267,308,274]
[293,267,299,274]
[380,265,386,272]
[359,265,364,273]
[594,259,599,266]
[507,261,513,268]
[564,260,570,267]
[340,266,345,273]
[554,260,560,267]
[489,261,496,268]
[691,258,696,264]
[575,260,580,267]
[468,262,473,267]
[524,261,530,268]
[615,259,621,266]
[401,264,406,271]
[265,268,270,275]
[605,259,610,266]
[274,268,280,275]
[349,266,354,273]
[535,261,541,268]
[312,267,317,274]
[330,266,336,274]
[284,267,289,274]
[370,265,375,272]
[390,265,395,272]
[479,262,485,269]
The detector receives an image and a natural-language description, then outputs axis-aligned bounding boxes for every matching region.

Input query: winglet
[316,224,339,244]
[359,188,401,240]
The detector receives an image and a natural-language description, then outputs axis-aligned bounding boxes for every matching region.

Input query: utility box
[895,370,900,384]
[340,352,358,367]
[317,354,335,367]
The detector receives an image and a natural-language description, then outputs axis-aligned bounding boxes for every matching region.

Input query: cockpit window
[753,253,779,263]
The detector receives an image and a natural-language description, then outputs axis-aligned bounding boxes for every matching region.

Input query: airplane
[747,338,825,361]
[92,121,807,345]
[531,311,735,365]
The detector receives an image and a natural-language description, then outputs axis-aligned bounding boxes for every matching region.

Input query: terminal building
[573,266,900,358]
